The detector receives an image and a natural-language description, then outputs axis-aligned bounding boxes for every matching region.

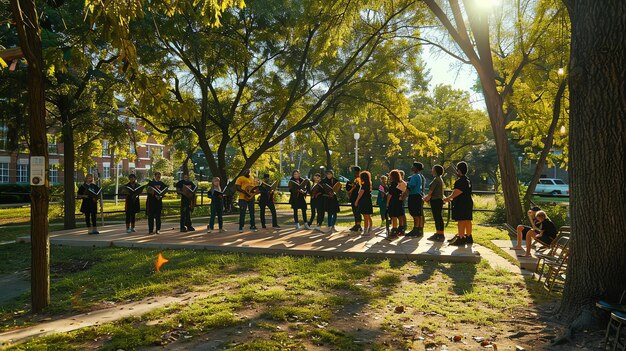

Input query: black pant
[293,208,307,224]
[125,212,136,228]
[259,201,278,227]
[430,198,444,231]
[239,200,256,229]
[351,204,362,223]
[309,202,324,226]
[85,211,97,227]
[209,202,223,229]
[180,205,192,230]
[148,211,161,233]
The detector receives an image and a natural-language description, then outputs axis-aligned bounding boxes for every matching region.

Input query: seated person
[511,206,542,250]
[519,210,557,257]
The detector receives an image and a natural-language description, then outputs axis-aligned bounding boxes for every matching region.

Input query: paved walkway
[491,239,539,271]
[0,291,211,347]
[16,220,481,263]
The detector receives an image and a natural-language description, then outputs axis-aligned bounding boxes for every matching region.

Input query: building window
[153,146,163,157]
[0,123,8,151]
[49,164,59,183]
[103,164,110,179]
[17,163,29,183]
[130,141,136,154]
[47,134,58,154]
[0,162,8,183]
[102,140,109,157]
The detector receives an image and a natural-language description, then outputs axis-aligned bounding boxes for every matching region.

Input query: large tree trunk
[524,78,567,209]
[11,0,50,312]
[62,120,76,229]
[480,74,524,226]
[558,0,626,324]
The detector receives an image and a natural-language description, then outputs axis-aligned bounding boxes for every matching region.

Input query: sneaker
[219,228,225,233]
[156,230,160,234]
[251,226,258,232]
[131,228,136,233]
[262,225,267,229]
[304,223,311,230]
[450,236,467,246]
[466,235,473,245]
[148,231,154,235]
[397,226,406,236]
[448,234,459,243]
[427,233,445,242]
[273,225,281,229]
[239,228,244,233]
[181,228,188,232]
[295,223,301,230]
[208,229,213,233]
[93,230,100,234]
[126,228,132,233]
[356,225,363,232]
[385,228,399,240]
[416,228,424,237]
[187,227,196,232]
[426,233,438,241]
[405,228,418,237]
[348,225,358,231]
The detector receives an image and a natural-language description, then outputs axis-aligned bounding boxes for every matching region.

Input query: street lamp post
[354,132,360,167]
[279,140,283,175]
[518,156,523,172]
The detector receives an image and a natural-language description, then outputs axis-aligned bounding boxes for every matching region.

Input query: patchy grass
[1,240,561,351]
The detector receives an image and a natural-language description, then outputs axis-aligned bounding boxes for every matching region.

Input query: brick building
[0,117,172,184]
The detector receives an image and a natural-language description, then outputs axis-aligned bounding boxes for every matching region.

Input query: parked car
[535,178,569,195]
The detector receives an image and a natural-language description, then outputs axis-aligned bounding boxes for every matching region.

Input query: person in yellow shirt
[235,169,258,233]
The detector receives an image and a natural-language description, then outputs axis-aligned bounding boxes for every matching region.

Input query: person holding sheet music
[288,170,310,230]
[346,166,363,232]
[77,173,100,234]
[147,172,167,234]
[176,173,196,232]
[423,165,445,242]
[123,174,143,233]
[308,173,325,231]
[355,171,374,235]
[235,169,259,233]
[259,174,280,229]
[386,170,405,239]
[321,170,341,232]
[208,177,225,233]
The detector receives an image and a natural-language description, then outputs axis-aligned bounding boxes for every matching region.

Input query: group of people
[228,161,476,246]
[77,161,477,247]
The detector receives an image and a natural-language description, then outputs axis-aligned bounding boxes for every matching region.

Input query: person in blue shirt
[406,162,425,237]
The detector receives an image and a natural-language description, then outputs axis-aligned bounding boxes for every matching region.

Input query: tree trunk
[479,74,523,226]
[11,0,50,312]
[558,0,626,324]
[62,119,76,229]
[523,78,567,209]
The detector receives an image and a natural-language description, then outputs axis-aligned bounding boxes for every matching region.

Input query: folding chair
[542,243,570,292]
[599,291,626,350]
[534,234,570,283]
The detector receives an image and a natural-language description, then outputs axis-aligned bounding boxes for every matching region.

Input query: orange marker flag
[156,253,169,272]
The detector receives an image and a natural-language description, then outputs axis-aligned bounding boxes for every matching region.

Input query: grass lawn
[0,236,563,351]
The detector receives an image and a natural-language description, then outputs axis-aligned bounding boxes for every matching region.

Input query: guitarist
[346,166,363,232]
[235,169,258,233]
[147,172,167,234]
[259,174,280,229]
[123,174,142,233]
[175,173,196,232]
[288,170,310,230]
[77,173,100,235]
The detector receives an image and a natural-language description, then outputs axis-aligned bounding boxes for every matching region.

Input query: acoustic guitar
[241,181,260,202]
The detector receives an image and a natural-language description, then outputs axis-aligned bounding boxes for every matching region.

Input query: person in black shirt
[77,173,100,234]
[346,166,363,232]
[123,174,142,233]
[147,172,167,234]
[355,171,374,235]
[259,174,280,229]
[321,170,341,232]
[520,210,557,257]
[386,169,405,239]
[208,177,226,233]
[308,173,325,230]
[444,161,473,246]
[289,170,309,230]
[510,206,542,250]
[176,173,195,232]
